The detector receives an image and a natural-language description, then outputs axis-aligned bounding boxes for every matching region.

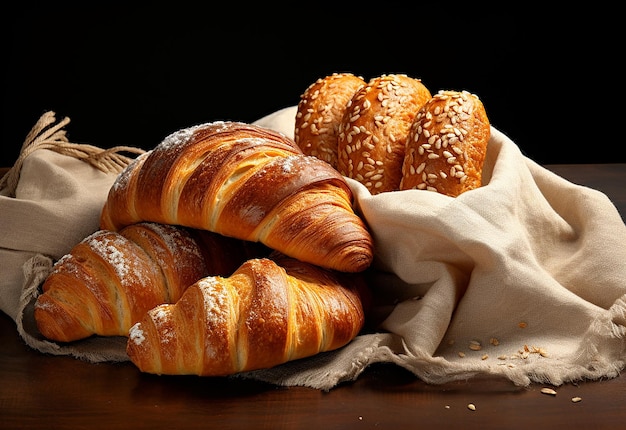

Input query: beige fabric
[2,108,625,391]
[1,149,119,316]
[247,106,626,389]
[1,111,144,197]
[1,112,141,360]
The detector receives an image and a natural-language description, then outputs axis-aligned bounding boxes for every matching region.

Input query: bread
[399,90,490,197]
[34,222,267,342]
[294,72,366,168]
[126,253,368,376]
[337,74,432,194]
[100,121,374,273]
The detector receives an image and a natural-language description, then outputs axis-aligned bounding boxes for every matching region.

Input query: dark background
[3,4,624,168]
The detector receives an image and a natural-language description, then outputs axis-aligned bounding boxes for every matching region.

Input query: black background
[3,4,624,168]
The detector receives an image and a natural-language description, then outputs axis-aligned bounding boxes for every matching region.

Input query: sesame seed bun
[337,74,432,194]
[294,73,366,169]
[400,90,490,197]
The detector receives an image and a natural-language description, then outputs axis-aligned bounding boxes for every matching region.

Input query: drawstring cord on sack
[0,111,146,197]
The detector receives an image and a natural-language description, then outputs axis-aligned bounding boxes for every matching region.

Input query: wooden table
[1,164,625,429]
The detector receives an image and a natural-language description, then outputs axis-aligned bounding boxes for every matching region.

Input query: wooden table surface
[1,164,625,430]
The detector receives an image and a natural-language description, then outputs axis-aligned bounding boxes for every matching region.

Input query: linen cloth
[2,107,625,390]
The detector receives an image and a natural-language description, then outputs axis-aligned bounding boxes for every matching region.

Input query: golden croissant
[126,253,369,376]
[34,222,267,342]
[99,121,374,273]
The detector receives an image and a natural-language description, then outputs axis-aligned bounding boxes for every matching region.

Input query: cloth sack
[3,108,625,390]
[1,112,144,360]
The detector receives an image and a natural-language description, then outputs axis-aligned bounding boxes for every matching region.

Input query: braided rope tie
[0,111,145,196]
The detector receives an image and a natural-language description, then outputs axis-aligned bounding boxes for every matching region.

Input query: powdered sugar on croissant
[126,254,368,376]
[100,121,373,272]
[34,222,267,342]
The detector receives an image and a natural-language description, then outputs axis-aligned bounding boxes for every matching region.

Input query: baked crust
[34,222,265,342]
[294,73,366,169]
[126,254,368,376]
[337,74,432,194]
[400,90,490,197]
[100,121,374,272]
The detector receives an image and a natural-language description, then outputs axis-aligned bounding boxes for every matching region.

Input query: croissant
[100,121,374,273]
[34,222,268,342]
[126,252,368,376]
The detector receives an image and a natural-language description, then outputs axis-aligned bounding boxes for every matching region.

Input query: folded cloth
[247,106,626,389]
[1,112,143,361]
[3,108,625,390]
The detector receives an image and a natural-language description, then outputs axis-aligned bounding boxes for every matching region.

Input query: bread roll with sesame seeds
[294,73,366,169]
[399,90,490,197]
[337,74,432,194]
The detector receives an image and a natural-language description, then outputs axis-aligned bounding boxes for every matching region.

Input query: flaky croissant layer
[126,254,368,376]
[34,222,267,342]
[100,121,374,273]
